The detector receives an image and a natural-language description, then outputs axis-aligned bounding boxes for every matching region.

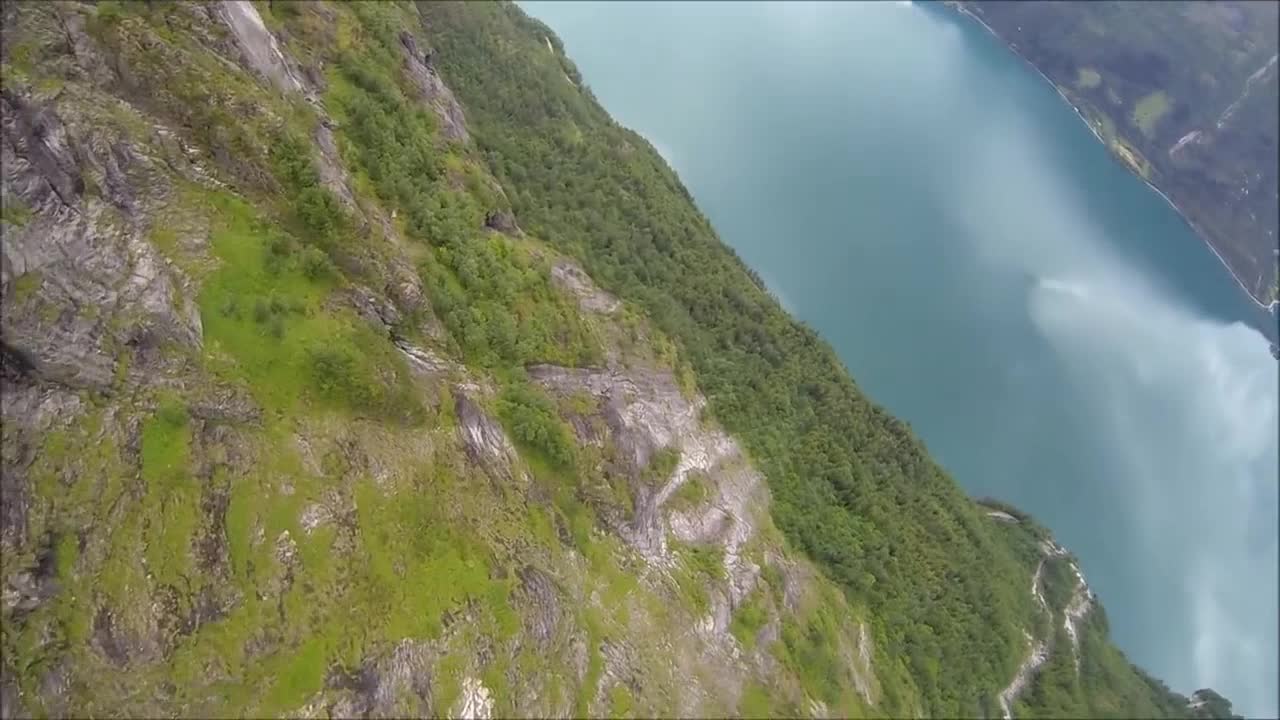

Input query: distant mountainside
[954,0,1280,315]
[0,1,1245,718]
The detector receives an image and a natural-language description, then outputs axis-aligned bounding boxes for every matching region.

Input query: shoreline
[947,3,1279,322]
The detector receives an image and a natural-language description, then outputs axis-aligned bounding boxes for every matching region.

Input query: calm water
[524,1,1278,715]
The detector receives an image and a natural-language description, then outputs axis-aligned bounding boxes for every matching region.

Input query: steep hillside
[0,1,1241,718]
[951,1,1280,316]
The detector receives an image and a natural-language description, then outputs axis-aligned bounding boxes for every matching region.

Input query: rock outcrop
[398,29,469,142]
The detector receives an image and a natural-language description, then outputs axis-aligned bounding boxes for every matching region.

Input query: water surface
[523,2,1279,715]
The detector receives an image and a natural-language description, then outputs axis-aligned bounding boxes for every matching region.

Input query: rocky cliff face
[0,2,875,716]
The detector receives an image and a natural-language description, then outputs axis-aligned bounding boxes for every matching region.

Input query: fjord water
[523,1,1279,715]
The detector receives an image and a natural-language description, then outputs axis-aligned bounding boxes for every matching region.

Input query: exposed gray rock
[48,6,114,88]
[1,569,55,614]
[483,209,520,237]
[1,88,84,210]
[550,261,621,316]
[188,385,261,426]
[386,262,427,317]
[845,622,877,704]
[325,639,434,718]
[395,340,455,379]
[1000,541,1086,719]
[347,283,403,333]
[214,0,366,223]
[516,565,565,649]
[262,529,299,603]
[0,371,83,436]
[453,391,518,477]
[398,30,469,142]
[528,360,765,639]
[0,6,890,715]
[147,124,227,191]
[36,663,69,718]
[2,90,203,392]
[999,629,1048,720]
[454,675,494,720]
[1062,560,1094,674]
[0,665,28,719]
[215,1,305,95]
[314,123,363,217]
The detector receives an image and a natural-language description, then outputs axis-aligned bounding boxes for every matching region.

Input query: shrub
[299,246,334,280]
[156,397,190,428]
[496,380,576,469]
[306,344,363,405]
[218,297,241,319]
[304,330,423,423]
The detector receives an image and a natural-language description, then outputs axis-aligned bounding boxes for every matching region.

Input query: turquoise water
[523,1,1278,715]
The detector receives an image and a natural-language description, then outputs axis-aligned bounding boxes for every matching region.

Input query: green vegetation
[418,3,1041,714]
[976,503,1232,719]
[497,379,578,470]
[1075,67,1101,90]
[322,2,600,373]
[670,540,724,615]
[1131,90,1171,137]
[139,397,199,588]
[728,587,769,650]
[668,470,710,511]
[350,475,506,644]
[0,192,33,227]
[609,684,635,718]
[740,682,778,717]
[193,189,421,423]
[0,1,1243,717]
[962,1,1280,314]
[775,599,867,716]
[8,270,41,304]
[645,446,680,485]
[1016,610,1212,718]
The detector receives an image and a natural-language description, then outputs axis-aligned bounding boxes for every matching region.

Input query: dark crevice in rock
[0,88,84,211]
[178,585,228,638]
[326,661,379,700]
[92,607,130,667]
[399,27,468,142]
[516,564,563,649]
[0,337,38,381]
[483,208,520,236]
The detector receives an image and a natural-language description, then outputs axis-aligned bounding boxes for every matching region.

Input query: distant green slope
[953,1,1279,316]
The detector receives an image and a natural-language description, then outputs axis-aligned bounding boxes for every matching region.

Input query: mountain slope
[951,0,1280,316]
[0,1,1241,718]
